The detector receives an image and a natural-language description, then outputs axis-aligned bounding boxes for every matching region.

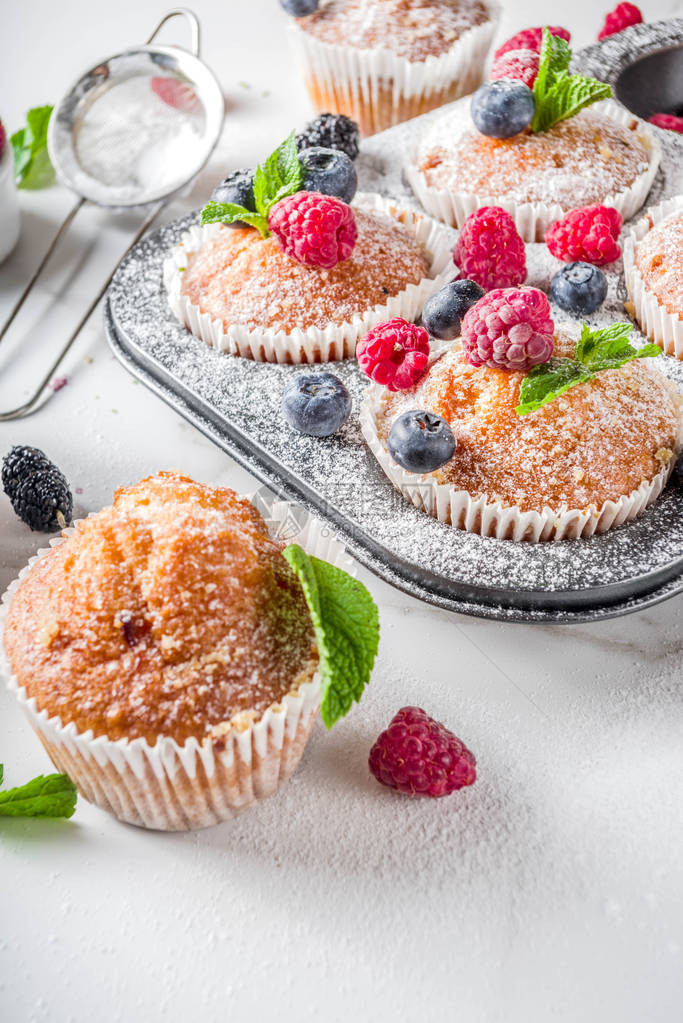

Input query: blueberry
[282,373,351,437]
[422,280,486,340]
[471,81,535,139]
[299,147,357,204]
[280,0,318,15]
[388,411,456,474]
[550,262,608,316]
[211,169,256,229]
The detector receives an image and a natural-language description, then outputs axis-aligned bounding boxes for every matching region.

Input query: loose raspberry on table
[268,191,357,269]
[489,48,540,89]
[546,205,623,266]
[356,318,430,391]
[494,25,570,60]
[369,707,476,798]
[461,287,555,372]
[598,2,643,40]
[453,207,527,292]
[648,113,683,134]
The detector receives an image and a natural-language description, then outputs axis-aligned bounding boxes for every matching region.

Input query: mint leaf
[0,772,77,819]
[200,200,269,236]
[517,322,660,415]
[283,544,379,729]
[253,131,303,217]
[531,29,612,133]
[11,105,55,189]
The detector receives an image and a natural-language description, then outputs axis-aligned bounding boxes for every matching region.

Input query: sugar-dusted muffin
[165,194,453,363]
[407,99,659,241]
[286,0,499,136]
[624,196,683,360]
[1,473,326,829]
[362,329,682,541]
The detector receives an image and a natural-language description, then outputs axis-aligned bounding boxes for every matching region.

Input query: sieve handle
[146,8,201,57]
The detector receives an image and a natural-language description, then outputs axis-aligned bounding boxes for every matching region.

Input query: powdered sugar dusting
[635,209,683,318]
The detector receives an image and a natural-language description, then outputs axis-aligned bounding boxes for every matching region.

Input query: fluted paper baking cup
[286,2,500,137]
[624,194,683,360]
[0,502,354,831]
[360,386,678,542]
[405,99,662,242]
[164,192,455,364]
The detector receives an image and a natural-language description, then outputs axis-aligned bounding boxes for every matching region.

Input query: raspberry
[494,25,570,60]
[369,707,476,798]
[453,207,527,291]
[461,287,555,371]
[546,204,622,266]
[150,77,200,113]
[648,113,683,134]
[356,318,430,391]
[489,48,540,89]
[268,191,357,269]
[598,2,643,40]
[0,119,5,161]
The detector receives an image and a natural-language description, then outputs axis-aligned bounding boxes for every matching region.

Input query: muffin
[407,99,660,241]
[165,193,453,363]
[361,328,682,541]
[0,473,357,830]
[624,195,683,360]
[285,0,500,137]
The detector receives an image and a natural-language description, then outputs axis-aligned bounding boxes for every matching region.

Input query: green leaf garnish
[200,131,303,236]
[283,544,379,729]
[0,765,77,819]
[531,29,612,133]
[516,322,660,415]
[11,105,55,189]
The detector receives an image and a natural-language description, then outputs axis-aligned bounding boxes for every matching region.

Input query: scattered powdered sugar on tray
[105,45,683,623]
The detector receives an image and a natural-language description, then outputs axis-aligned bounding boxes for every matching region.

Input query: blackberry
[296,113,360,161]
[2,446,73,532]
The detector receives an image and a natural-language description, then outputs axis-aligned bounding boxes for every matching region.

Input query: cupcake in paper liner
[164,192,455,364]
[406,89,661,242]
[358,303,682,543]
[624,195,683,360]
[285,0,500,138]
[0,472,377,831]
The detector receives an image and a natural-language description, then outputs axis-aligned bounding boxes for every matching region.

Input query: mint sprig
[200,132,303,236]
[283,544,379,729]
[516,323,661,415]
[0,764,77,819]
[531,29,612,133]
[11,105,55,189]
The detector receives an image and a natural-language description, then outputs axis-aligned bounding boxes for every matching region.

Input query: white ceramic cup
[0,138,20,263]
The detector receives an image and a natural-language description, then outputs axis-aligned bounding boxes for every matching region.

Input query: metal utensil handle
[146,8,201,56]
[0,202,165,421]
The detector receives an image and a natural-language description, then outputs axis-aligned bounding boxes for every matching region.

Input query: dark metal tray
[103,45,683,623]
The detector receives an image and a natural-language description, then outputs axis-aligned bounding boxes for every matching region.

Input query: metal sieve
[0,8,224,420]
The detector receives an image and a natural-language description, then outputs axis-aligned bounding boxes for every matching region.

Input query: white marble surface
[1,2,682,1021]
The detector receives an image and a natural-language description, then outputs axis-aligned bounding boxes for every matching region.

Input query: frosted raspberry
[494,25,570,60]
[598,2,643,40]
[546,205,622,266]
[461,287,554,371]
[150,77,200,113]
[489,48,540,89]
[268,191,357,269]
[369,707,476,798]
[454,207,527,291]
[356,317,429,391]
[648,113,683,134]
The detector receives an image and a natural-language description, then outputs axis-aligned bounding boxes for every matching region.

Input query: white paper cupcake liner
[286,2,500,136]
[360,384,679,543]
[623,194,683,360]
[405,99,662,242]
[0,501,355,831]
[164,192,455,364]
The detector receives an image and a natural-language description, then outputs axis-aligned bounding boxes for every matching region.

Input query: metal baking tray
[104,36,683,624]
